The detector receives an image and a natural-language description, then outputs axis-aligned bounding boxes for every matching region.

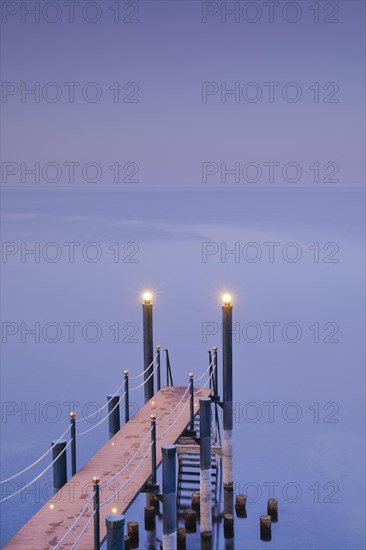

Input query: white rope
[0,423,71,485]
[128,355,157,380]
[100,427,153,489]
[0,440,72,503]
[158,396,191,439]
[78,392,126,437]
[130,361,159,391]
[195,360,214,382]
[101,441,154,508]
[75,380,125,424]
[156,384,190,425]
[71,510,96,549]
[52,492,95,549]
[195,362,216,393]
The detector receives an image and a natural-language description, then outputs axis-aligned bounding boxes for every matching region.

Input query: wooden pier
[4,386,211,550]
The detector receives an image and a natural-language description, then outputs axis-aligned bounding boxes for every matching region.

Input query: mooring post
[156,345,161,391]
[51,440,67,491]
[222,294,233,491]
[162,445,177,550]
[150,414,157,484]
[200,397,212,539]
[142,292,154,403]
[124,370,129,423]
[92,476,100,550]
[107,395,120,438]
[106,514,125,550]
[189,373,194,432]
[213,346,218,396]
[70,411,77,477]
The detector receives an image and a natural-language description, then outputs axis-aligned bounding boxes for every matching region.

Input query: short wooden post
[127,521,139,546]
[124,535,131,549]
[235,494,247,517]
[124,370,129,423]
[92,476,100,550]
[69,412,77,476]
[148,493,159,511]
[191,491,200,513]
[107,395,120,438]
[106,514,125,550]
[177,527,186,548]
[144,506,155,531]
[184,508,197,532]
[260,515,272,541]
[162,445,177,549]
[51,440,67,491]
[224,514,234,538]
[200,397,212,539]
[267,498,278,521]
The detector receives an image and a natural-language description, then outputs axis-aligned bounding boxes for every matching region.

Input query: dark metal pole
[222,295,233,491]
[189,373,194,432]
[150,414,157,485]
[213,346,218,396]
[70,412,77,477]
[124,370,129,423]
[93,476,100,550]
[142,294,154,403]
[200,398,212,539]
[106,514,125,550]
[208,351,213,390]
[156,345,161,391]
[52,440,67,491]
[107,395,120,438]
[162,445,177,549]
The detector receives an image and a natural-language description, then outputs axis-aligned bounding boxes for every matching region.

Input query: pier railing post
[106,514,125,550]
[208,351,213,391]
[222,295,233,491]
[107,395,120,438]
[189,373,194,432]
[142,292,154,403]
[200,398,212,539]
[52,440,67,491]
[213,346,218,396]
[124,370,129,423]
[70,411,77,477]
[156,345,161,391]
[93,476,100,550]
[150,414,157,485]
[162,445,177,550]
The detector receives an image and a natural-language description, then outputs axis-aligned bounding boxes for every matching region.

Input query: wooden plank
[4,386,211,549]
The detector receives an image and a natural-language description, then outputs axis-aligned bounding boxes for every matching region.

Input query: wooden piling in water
[267,498,278,521]
[184,508,197,532]
[127,521,139,546]
[191,491,200,513]
[224,513,234,538]
[177,527,186,548]
[144,505,155,531]
[260,515,272,541]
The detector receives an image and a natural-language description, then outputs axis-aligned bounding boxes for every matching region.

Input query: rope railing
[0,440,72,503]
[77,391,127,437]
[71,510,96,550]
[52,491,95,550]
[128,355,157,380]
[99,427,153,489]
[129,360,159,391]
[100,441,154,509]
[0,423,71,485]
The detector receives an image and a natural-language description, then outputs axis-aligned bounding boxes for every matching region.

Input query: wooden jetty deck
[4,386,211,550]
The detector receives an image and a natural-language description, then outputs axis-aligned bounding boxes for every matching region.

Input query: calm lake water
[1,189,365,549]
